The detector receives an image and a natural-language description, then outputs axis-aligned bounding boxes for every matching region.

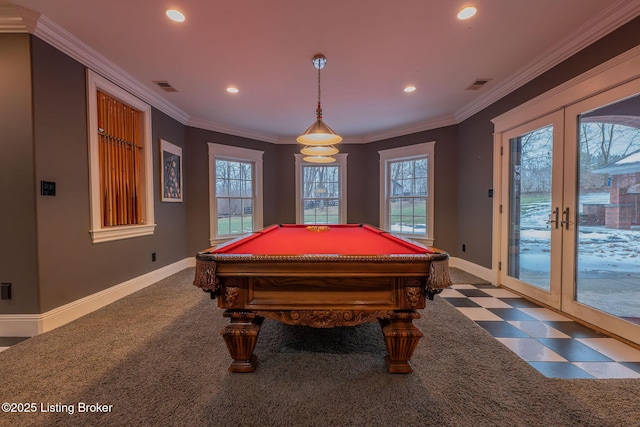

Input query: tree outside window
[379,142,435,246]
[216,159,254,235]
[388,158,428,235]
[302,165,340,224]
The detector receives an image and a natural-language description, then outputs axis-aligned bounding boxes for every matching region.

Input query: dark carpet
[1,268,638,426]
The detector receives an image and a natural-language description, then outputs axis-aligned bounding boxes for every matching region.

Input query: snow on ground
[517,192,639,317]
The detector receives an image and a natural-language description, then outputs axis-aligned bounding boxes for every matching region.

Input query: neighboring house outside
[587,149,640,229]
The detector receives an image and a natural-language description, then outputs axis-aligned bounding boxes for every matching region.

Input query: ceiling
[4,0,640,143]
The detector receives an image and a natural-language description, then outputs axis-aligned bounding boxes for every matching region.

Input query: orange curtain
[97,91,143,226]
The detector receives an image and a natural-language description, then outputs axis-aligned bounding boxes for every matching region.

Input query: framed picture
[160,139,183,202]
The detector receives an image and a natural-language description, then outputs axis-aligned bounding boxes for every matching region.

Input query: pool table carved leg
[221,311,264,373]
[379,311,423,374]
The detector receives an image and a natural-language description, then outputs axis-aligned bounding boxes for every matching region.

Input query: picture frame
[160,139,183,202]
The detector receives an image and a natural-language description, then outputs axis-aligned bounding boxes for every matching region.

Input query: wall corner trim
[0,257,197,337]
[449,257,497,285]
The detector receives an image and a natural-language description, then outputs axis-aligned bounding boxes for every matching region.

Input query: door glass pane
[576,93,640,325]
[508,125,554,290]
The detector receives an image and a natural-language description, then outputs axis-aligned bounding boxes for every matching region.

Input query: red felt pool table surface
[210,224,433,255]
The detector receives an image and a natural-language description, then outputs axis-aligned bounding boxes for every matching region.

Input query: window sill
[90,224,157,244]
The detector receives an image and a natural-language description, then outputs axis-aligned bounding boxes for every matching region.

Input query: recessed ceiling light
[226,87,239,94]
[404,85,416,93]
[166,9,186,22]
[457,6,477,20]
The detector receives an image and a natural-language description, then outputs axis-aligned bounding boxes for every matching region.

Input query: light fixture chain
[297,53,341,148]
[316,60,322,120]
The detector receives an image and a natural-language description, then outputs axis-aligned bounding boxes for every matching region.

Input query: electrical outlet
[1,283,11,300]
[41,181,56,196]
[152,253,157,262]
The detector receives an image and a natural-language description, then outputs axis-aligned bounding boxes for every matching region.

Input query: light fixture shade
[300,145,339,156]
[303,155,337,163]
[296,119,343,145]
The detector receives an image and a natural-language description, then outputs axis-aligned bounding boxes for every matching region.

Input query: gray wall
[0,34,39,314]
[184,128,458,256]
[456,15,640,268]
[367,126,459,253]
[0,35,189,314]
[184,126,278,256]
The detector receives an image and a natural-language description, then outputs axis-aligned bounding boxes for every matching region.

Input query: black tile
[535,338,613,362]
[455,289,492,298]
[621,362,640,374]
[542,321,605,338]
[0,337,29,346]
[476,321,529,338]
[487,308,538,321]
[443,298,481,307]
[498,298,542,308]
[528,362,594,379]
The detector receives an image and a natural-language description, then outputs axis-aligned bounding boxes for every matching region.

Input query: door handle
[561,207,573,230]
[546,207,559,229]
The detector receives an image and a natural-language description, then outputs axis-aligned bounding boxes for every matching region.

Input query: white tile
[508,321,571,338]
[517,308,571,321]
[496,338,567,362]
[455,307,504,321]
[577,338,640,362]
[439,289,467,298]
[450,284,478,289]
[469,297,513,308]
[572,362,640,379]
[481,288,519,298]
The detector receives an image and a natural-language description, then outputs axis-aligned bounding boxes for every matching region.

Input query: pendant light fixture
[297,54,341,163]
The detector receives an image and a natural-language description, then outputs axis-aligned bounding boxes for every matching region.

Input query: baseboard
[449,257,497,285]
[0,257,196,337]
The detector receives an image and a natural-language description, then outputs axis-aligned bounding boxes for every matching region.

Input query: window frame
[379,142,435,246]
[294,153,348,224]
[86,70,155,243]
[208,143,264,246]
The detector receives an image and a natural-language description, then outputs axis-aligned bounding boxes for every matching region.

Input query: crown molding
[454,0,640,123]
[1,6,191,124]
[358,115,458,143]
[277,135,365,144]
[0,4,39,32]
[272,114,457,144]
[186,117,280,143]
[492,44,640,132]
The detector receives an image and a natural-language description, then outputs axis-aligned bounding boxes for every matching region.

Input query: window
[295,153,347,224]
[208,143,263,245]
[379,142,435,246]
[86,70,155,243]
[216,159,253,235]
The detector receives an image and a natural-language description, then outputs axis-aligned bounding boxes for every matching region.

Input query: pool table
[193,224,452,373]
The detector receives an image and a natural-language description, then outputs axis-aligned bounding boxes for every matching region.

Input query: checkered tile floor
[442,283,640,378]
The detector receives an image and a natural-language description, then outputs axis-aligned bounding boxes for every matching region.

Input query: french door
[498,78,640,345]
[500,111,565,309]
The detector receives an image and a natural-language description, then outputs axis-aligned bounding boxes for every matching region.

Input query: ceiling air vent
[466,78,491,90]
[153,81,178,92]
